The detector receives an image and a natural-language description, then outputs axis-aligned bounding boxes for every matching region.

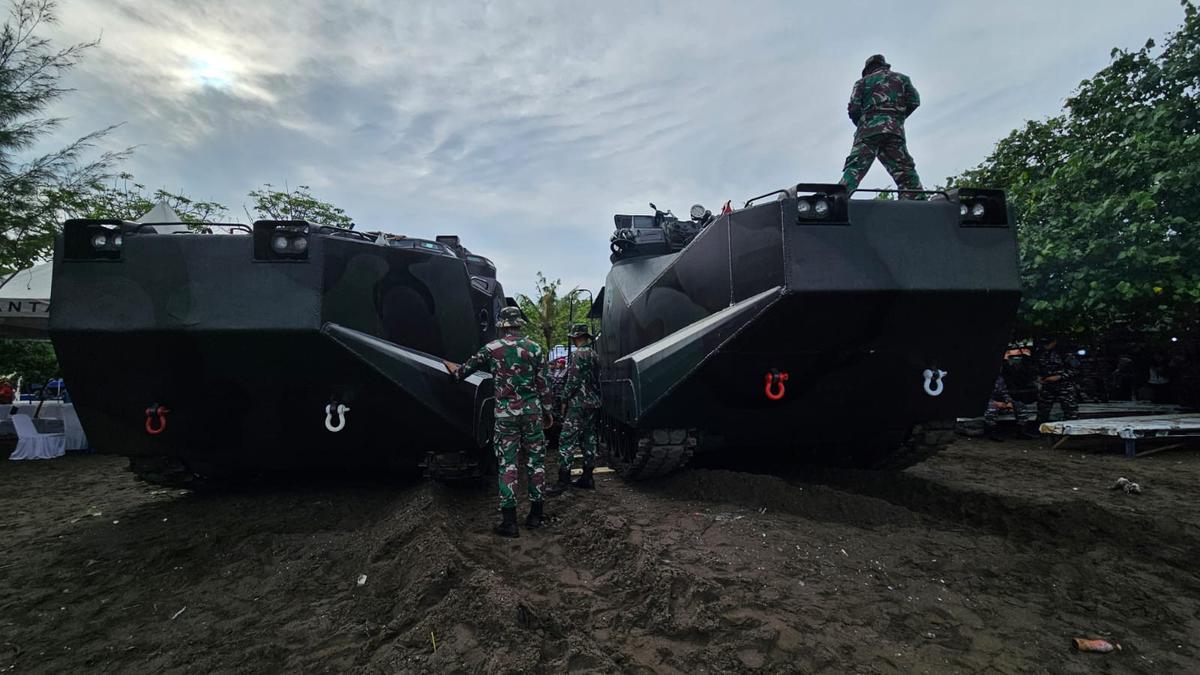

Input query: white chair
[9,414,66,460]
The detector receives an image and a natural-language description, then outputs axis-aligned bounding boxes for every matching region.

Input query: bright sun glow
[188,53,236,88]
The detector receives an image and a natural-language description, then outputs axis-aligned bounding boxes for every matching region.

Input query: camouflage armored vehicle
[594,184,1020,478]
[49,220,504,485]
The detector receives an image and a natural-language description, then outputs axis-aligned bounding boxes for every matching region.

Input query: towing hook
[325,403,350,433]
[144,405,169,435]
[923,369,948,397]
[764,370,789,401]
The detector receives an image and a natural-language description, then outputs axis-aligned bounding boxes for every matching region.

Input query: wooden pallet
[1039,414,1200,458]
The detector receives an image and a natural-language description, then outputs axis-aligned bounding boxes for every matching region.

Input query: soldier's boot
[572,466,595,490]
[544,467,572,496]
[494,507,520,538]
[524,500,545,529]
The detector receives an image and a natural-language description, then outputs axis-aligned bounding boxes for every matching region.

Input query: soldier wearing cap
[546,323,602,493]
[839,54,925,197]
[445,306,553,537]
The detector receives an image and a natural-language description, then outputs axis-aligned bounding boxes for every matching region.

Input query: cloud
[38,0,1188,295]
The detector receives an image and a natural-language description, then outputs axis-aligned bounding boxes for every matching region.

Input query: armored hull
[50,221,500,484]
[597,188,1020,477]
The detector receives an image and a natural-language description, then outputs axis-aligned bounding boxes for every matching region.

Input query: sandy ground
[2,437,1199,674]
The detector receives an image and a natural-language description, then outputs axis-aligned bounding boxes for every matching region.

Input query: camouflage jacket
[456,335,551,418]
[847,67,920,141]
[1036,348,1078,382]
[562,346,601,410]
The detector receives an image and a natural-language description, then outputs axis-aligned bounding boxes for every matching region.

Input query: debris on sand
[169,606,187,621]
[1111,477,1143,494]
[357,574,367,587]
[1073,637,1119,653]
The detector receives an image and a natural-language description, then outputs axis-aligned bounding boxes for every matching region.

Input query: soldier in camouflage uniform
[1035,337,1080,423]
[983,373,1026,440]
[446,306,553,537]
[839,54,924,197]
[546,324,602,494]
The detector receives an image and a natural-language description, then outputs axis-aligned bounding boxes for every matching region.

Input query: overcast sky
[41,0,1187,296]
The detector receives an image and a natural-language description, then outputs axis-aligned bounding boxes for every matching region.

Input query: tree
[245,184,353,228]
[517,272,593,357]
[0,0,125,273]
[61,172,227,224]
[951,0,1200,337]
[0,338,56,385]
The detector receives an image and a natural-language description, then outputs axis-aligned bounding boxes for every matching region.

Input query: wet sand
[1,437,1198,673]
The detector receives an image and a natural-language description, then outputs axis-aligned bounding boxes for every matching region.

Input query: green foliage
[0,338,56,384]
[516,272,593,357]
[60,172,227,225]
[0,0,126,272]
[951,1,1200,336]
[246,184,353,228]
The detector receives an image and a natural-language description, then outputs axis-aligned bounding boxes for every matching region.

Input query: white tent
[0,262,51,339]
[137,202,186,233]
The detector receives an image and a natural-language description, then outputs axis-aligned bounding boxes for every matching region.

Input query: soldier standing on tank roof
[445,307,554,538]
[839,54,925,198]
[546,324,602,495]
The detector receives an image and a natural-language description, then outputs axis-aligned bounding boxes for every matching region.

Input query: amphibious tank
[594,184,1020,478]
[49,219,504,485]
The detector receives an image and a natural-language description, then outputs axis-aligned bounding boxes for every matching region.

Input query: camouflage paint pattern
[456,328,551,507]
[456,334,551,418]
[494,415,546,508]
[846,67,920,142]
[984,374,1028,426]
[840,134,923,195]
[562,345,601,410]
[840,66,924,196]
[1036,348,1080,422]
[558,407,598,471]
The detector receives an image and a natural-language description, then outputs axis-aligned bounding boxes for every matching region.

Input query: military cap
[497,306,526,329]
[862,54,890,76]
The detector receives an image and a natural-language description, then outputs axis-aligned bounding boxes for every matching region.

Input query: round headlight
[959,203,969,217]
[271,235,290,253]
[291,236,308,252]
[813,200,830,217]
[112,235,123,248]
[971,202,985,218]
[689,204,706,220]
[797,200,812,215]
[91,233,109,249]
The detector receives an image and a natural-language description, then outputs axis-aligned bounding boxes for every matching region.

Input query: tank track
[128,456,211,489]
[612,428,697,480]
[872,419,958,470]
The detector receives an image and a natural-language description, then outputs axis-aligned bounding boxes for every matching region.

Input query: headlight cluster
[90,230,123,251]
[797,197,832,220]
[958,197,994,223]
[269,227,309,258]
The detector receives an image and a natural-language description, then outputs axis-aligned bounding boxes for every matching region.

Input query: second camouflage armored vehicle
[594,184,1020,478]
[50,220,504,485]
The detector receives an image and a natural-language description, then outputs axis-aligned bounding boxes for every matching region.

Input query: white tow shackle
[922,369,947,397]
[325,403,350,432]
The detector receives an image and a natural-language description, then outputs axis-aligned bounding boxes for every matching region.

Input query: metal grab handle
[922,369,947,397]
[145,405,169,435]
[764,371,789,401]
[325,403,350,432]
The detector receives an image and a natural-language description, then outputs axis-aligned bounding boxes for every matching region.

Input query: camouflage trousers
[1036,382,1079,423]
[839,133,924,197]
[493,415,546,509]
[984,399,1028,426]
[558,406,599,471]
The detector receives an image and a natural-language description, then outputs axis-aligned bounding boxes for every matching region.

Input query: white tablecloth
[6,401,88,450]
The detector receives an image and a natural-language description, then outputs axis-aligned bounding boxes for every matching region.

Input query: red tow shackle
[145,405,170,435]
[764,370,789,401]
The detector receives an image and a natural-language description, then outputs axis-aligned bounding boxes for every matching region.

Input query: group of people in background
[984,336,1187,439]
[445,307,600,538]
